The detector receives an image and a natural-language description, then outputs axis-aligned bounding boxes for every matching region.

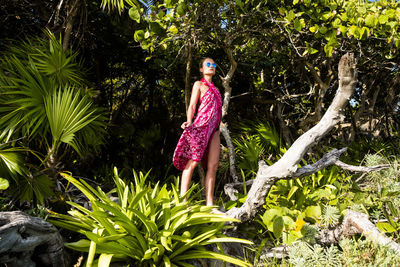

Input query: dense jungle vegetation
[1,0,400,266]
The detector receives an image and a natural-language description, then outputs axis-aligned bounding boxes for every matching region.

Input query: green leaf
[365,14,375,27]
[304,205,321,220]
[294,19,302,32]
[273,216,284,239]
[377,222,397,233]
[173,250,251,267]
[65,239,91,252]
[319,26,328,34]
[129,6,140,23]
[45,87,103,157]
[262,208,283,231]
[321,11,332,20]
[360,27,369,40]
[357,6,367,14]
[287,10,295,22]
[324,44,334,57]
[287,186,298,200]
[168,25,179,35]
[176,3,186,16]
[309,25,319,33]
[0,178,9,190]
[379,14,388,24]
[149,22,165,36]
[134,30,145,42]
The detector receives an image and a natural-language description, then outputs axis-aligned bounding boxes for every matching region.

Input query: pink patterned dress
[173,78,223,171]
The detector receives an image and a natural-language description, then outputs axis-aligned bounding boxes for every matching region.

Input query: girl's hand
[181,121,192,129]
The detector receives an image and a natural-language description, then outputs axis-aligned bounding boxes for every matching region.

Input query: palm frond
[45,87,106,156]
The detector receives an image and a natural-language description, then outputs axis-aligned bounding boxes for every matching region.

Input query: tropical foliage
[50,168,252,266]
[0,31,106,202]
[2,0,400,265]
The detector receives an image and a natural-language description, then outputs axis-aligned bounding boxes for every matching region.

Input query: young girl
[173,58,222,210]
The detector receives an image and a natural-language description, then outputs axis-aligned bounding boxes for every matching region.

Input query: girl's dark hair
[199,57,213,69]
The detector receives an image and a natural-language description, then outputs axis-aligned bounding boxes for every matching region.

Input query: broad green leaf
[304,205,322,220]
[319,26,328,34]
[360,27,369,40]
[273,216,284,239]
[309,25,319,33]
[365,14,376,27]
[0,178,9,190]
[134,30,145,42]
[176,3,186,16]
[294,19,302,32]
[262,208,283,231]
[168,25,179,35]
[287,10,295,22]
[129,6,140,23]
[379,14,389,24]
[377,222,397,233]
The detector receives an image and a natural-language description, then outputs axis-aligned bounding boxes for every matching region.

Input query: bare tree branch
[226,53,358,222]
[224,146,390,201]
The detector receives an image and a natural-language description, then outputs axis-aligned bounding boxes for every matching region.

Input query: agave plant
[49,168,252,266]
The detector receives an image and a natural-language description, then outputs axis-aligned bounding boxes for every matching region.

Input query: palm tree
[0,30,107,203]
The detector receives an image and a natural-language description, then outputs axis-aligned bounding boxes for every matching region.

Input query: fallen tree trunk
[224,148,390,200]
[0,211,66,267]
[317,210,400,252]
[226,53,358,222]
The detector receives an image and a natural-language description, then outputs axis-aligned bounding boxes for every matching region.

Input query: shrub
[49,168,252,266]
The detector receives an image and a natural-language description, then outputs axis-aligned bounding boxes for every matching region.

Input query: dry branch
[220,46,240,183]
[224,147,390,201]
[317,210,400,253]
[226,53,358,222]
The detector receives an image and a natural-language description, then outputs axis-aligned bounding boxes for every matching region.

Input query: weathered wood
[220,122,239,183]
[224,147,390,201]
[226,53,358,222]
[220,46,239,183]
[318,210,400,252]
[335,160,390,173]
[0,211,65,267]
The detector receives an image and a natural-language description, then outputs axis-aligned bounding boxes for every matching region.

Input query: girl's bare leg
[205,131,220,206]
[181,159,198,197]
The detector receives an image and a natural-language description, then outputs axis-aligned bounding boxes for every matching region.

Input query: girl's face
[200,58,216,76]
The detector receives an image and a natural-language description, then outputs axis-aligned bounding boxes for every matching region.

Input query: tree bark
[317,210,400,253]
[224,147,390,201]
[62,0,80,51]
[220,47,239,183]
[0,211,66,267]
[226,53,357,222]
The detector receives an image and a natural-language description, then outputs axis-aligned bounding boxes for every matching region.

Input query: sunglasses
[205,62,217,68]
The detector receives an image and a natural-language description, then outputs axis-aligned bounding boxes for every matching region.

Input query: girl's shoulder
[193,80,207,89]
[194,80,204,85]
